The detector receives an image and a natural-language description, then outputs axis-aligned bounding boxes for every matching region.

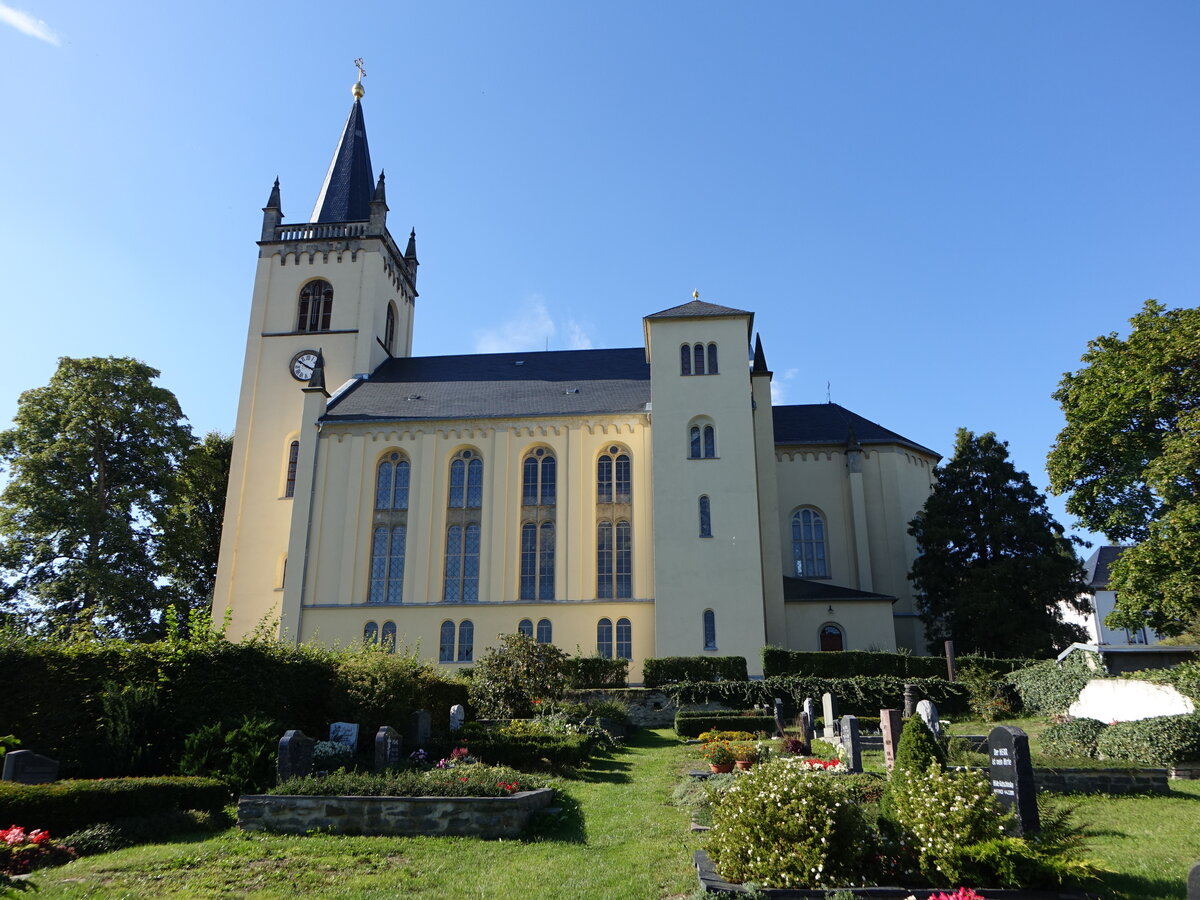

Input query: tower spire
[309,62,376,224]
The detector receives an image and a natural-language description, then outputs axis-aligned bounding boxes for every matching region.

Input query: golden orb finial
[692,289,699,300]
[352,57,367,98]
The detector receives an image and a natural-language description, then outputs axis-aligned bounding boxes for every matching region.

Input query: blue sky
[1,2,1197,552]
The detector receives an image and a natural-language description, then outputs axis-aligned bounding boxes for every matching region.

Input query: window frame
[791,507,830,578]
[703,609,717,650]
[297,279,334,332]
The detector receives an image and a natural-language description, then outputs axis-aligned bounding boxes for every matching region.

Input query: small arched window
[699,495,712,538]
[439,620,455,662]
[381,621,397,654]
[285,440,300,497]
[616,618,632,660]
[457,620,474,662]
[363,621,379,645]
[707,343,718,374]
[597,617,613,659]
[679,344,692,375]
[536,618,552,644]
[522,448,556,506]
[384,302,397,354]
[448,450,483,508]
[693,343,705,375]
[792,508,829,578]
[703,610,717,650]
[597,446,631,504]
[518,618,533,637]
[375,453,410,510]
[820,623,844,652]
[297,279,334,332]
[689,422,716,459]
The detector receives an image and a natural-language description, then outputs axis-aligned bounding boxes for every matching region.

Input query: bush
[1008,652,1099,716]
[178,715,277,794]
[706,756,871,887]
[467,633,569,718]
[62,809,228,857]
[668,675,972,716]
[1040,718,1107,760]
[1095,713,1200,767]
[674,715,774,739]
[760,647,1039,679]
[457,721,595,770]
[0,777,229,834]
[957,664,1019,722]
[563,656,628,688]
[271,762,543,798]
[311,740,355,771]
[642,656,747,688]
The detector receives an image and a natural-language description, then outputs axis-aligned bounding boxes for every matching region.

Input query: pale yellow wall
[784,600,897,651]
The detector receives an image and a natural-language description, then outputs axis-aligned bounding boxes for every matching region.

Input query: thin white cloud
[0,2,60,45]
[771,367,800,405]
[474,295,594,354]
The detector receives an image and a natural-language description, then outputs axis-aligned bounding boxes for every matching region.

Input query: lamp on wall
[827,605,834,614]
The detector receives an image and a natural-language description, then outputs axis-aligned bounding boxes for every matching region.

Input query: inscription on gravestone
[989,725,1039,835]
[1,750,59,785]
[840,715,862,773]
[374,725,403,772]
[880,709,903,772]
[277,730,316,783]
[821,692,839,740]
[329,722,359,749]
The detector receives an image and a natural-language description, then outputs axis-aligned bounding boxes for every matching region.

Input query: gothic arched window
[791,508,829,578]
[369,452,409,604]
[597,617,613,659]
[615,617,632,660]
[384,302,397,354]
[285,440,300,497]
[699,495,712,538]
[445,450,483,601]
[703,609,717,650]
[297,279,334,332]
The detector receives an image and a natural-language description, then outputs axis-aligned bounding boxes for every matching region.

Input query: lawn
[19,723,1200,899]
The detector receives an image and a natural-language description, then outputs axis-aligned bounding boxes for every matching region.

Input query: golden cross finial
[692,289,699,300]
[354,58,367,83]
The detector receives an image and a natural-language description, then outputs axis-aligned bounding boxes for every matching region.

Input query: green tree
[0,357,193,638]
[908,429,1089,657]
[157,431,232,635]
[467,632,569,718]
[1047,300,1200,636]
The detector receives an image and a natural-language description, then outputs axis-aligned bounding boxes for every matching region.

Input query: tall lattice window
[699,495,712,538]
[703,609,717,650]
[369,452,409,604]
[520,448,556,600]
[536,618,552,644]
[596,446,631,504]
[439,620,455,662]
[596,446,632,600]
[297,279,333,332]
[615,618,632,660]
[791,508,829,578]
[285,440,300,497]
[445,450,483,601]
[597,617,613,658]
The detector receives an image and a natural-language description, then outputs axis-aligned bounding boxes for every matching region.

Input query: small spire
[307,349,327,392]
[752,333,769,374]
[373,170,387,204]
[405,228,418,259]
[265,177,282,211]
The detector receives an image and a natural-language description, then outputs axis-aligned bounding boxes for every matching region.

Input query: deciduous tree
[909,429,1089,657]
[1047,300,1200,636]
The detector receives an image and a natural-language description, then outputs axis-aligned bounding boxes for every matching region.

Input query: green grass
[24,730,704,899]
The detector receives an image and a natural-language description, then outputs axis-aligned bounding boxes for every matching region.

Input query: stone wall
[566,689,681,728]
[238,788,554,838]
[953,765,1169,795]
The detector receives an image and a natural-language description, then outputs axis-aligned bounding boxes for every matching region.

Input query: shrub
[957,664,1017,722]
[0,777,229,834]
[668,675,972,716]
[271,762,543,798]
[706,756,871,887]
[311,740,355,771]
[62,809,228,857]
[1040,718,1107,760]
[1008,652,1099,716]
[178,715,278,794]
[456,725,593,770]
[675,715,773,739]
[467,633,569,718]
[1095,713,1200,767]
[586,698,630,724]
[642,656,747,688]
[563,655,628,689]
[760,647,1038,679]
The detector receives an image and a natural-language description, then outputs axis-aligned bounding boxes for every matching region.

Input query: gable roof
[644,299,752,319]
[782,576,896,603]
[772,403,938,458]
[1083,545,1125,590]
[323,348,652,423]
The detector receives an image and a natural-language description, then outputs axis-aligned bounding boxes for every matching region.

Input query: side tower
[644,297,770,676]
[213,75,418,639]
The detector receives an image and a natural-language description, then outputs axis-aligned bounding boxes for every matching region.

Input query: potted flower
[731,742,759,769]
[701,740,735,773]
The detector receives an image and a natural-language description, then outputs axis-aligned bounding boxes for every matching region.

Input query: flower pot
[735,760,753,770]
[709,763,734,774]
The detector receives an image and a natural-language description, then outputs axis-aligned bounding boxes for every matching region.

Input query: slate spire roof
[310,98,376,223]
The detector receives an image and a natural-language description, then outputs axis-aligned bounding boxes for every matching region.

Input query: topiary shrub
[706,756,871,888]
[882,715,945,817]
[467,633,569,719]
[563,656,628,688]
[1095,713,1200,767]
[1040,718,1107,760]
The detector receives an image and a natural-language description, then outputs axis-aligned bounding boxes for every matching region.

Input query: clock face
[290,350,319,381]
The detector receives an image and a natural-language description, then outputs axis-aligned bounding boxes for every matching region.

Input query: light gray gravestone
[329,722,359,749]
[408,709,432,747]
[374,725,403,772]
[773,698,786,738]
[1,750,59,784]
[880,708,903,772]
[915,699,940,737]
[821,692,839,740]
[449,704,466,732]
[840,715,862,773]
[989,725,1039,836]
[903,683,917,718]
[277,730,315,783]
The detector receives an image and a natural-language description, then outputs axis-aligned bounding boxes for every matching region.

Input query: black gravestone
[988,725,1039,835]
[840,715,862,773]
[773,698,786,738]
[277,729,315,783]
[408,709,432,747]
[795,713,812,755]
[1,750,59,784]
[1188,860,1200,900]
[374,725,403,772]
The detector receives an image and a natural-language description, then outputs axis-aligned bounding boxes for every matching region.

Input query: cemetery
[0,638,1198,898]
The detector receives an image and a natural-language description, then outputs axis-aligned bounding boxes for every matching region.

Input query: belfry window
[297,279,334,332]
[384,302,397,354]
[681,342,718,375]
[688,422,716,459]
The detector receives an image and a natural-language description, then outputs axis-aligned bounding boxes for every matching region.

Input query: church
[212,77,941,681]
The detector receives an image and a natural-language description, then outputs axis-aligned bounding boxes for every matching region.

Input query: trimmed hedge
[461,732,594,770]
[642,656,747,688]
[0,777,229,834]
[675,715,775,738]
[1040,718,1107,759]
[666,675,972,716]
[1096,713,1200,767]
[564,656,628,689]
[760,647,1040,679]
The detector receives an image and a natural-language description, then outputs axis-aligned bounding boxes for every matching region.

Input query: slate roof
[772,403,938,458]
[310,99,376,224]
[1083,545,1125,590]
[782,576,896,603]
[645,299,752,319]
[323,348,652,422]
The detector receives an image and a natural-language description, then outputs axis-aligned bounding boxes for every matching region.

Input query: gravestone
[1,750,59,784]
[821,692,839,740]
[803,703,816,743]
[903,683,917,718]
[916,699,940,737]
[803,697,815,730]
[880,708,903,771]
[773,698,786,737]
[329,722,359,749]
[408,709,432,747]
[989,725,1039,835]
[277,730,316,783]
[1188,860,1200,900]
[449,704,466,732]
[794,713,811,755]
[840,715,862,773]
[374,725,403,772]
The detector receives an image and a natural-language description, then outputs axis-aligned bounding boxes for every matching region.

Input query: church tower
[213,70,418,639]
